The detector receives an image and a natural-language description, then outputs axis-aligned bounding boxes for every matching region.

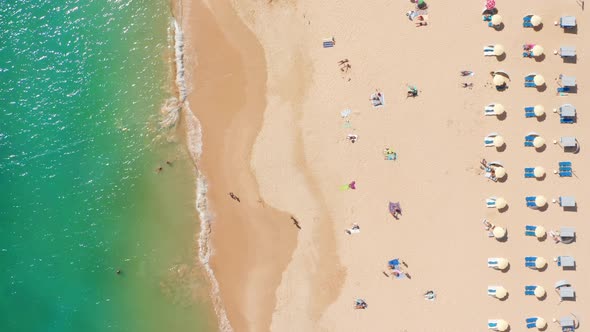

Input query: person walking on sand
[156,166,163,173]
[291,216,301,229]
[229,192,240,202]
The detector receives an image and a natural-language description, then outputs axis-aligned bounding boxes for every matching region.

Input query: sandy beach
[180,0,589,331]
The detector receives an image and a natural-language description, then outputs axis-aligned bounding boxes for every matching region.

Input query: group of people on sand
[406,0,429,27]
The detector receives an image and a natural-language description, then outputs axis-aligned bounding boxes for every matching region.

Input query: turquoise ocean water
[1,0,214,331]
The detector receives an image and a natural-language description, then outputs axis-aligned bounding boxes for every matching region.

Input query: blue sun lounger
[524,106,535,117]
[525,225,537,236]
[558,86,571,94]
[523,15,533,27]
[526,317,538,328]
[525,75,535,82]
[560,171,572,177]
[525,257,537,268]
[524,135,535,147]
[524,167,535,178]
[559,161,572,167]
[523,51,533,57]
[526,196,536,207]
[322,39,335,48]
[561,117,575,124]
[388,259,400,269]
[525,285,537,295]
[559,162,573,177]
[525,82,536,88]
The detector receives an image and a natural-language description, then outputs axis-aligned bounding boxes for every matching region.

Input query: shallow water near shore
[0,0,214,331]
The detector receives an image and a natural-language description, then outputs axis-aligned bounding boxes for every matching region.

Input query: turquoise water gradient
[1,0,213,331]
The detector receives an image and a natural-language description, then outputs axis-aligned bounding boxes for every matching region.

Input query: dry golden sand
[184,0,589,331]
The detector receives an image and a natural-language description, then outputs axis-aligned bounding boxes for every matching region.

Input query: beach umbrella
[534,286,546,298]
[533,167,545,178]
[535,226,546,238]
[494,167,506,178]
[533,137,545,148]
[486,0,496,10]
[535,257,547,269]
[497,258,508,270]
[493,136,504,147]
[493,75,506,86]
[495,286,507,299]
[534,75,545,86]
[534,105,545,116]
[535,196,547,207]
[493,227,506,239]
[496,197,507,209]
[493,44,505,56]
[531,15,542,27]
[491,15,503,26]
[497,319,509,331]
[532,45,544,56]
[493,104,505,115]
[536,318,547,329]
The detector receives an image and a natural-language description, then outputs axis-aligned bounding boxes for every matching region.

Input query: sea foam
[171,18,233,332]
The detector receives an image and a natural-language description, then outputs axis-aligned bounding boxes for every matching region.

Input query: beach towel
[340,109,352,118]
[323,38,335,48]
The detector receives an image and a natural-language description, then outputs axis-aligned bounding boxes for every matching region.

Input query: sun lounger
[487,258,499,268]
[559,196,576,208]
[524,106,535,118]
[526,225,536,231]
[559,161,572,167]
[524,168,535,178]
[484,45,495,56]
[484,138,495,146]
[557,87,571,94]
[484,105,495,115]
[526,196,536,201]
[525,82,536,88]
[488,320,500,330]
[322,38,335,48]
[560,16,576,29]
[559,171,572,177]
[525,225,537,236]
[525,256,536,261]
[486,198,496,208]
[523,15,533,27]
[561,117,575,124]
[525,75,535,82]
[524,285,537,295]
[526,317,538,328]
[487,286,498,296]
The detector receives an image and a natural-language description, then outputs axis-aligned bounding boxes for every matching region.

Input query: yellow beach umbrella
[531,15,542,27]
[535,196,547,207]
[536,318,547,329]
[493,104,505,115]
[493,75,506,86]
[493,227,506,239]
[491,15,503,26]
[497,258,508,270]
[534,75,545,86]
[496,197,507,209]
[497,319,509,332]
[534,105,545,116]
[494,167,506,178]
[535,226,546,238]
[532,45,544,56]
[495,287,507,299]
[494,44,505,56]
[534,286,546,298]
[534,167,545,178]
[535,257,547,269]
[493,136,504,147]
[533,136,545,148]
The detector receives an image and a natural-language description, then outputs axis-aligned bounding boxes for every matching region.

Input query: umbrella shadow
[537,234,547,242]
[497,112,507,121]
[498,293,510,301]
[564,26,578,34]
[500,263,510,273]
[535,113,547,122]
[496,53,507,62]
[497,174,508,183]
[537,264,548,272]
[533,23,544,31]
[537,204,549,212]
[535,145,547,152]
[496,144,506,152]
[563,55,577,64]
[535,54,546,62]
[536,293,547,301]
[535,174,546,181]
[536,84,547,92]
[498,205,509,213]
[494,23,505,31]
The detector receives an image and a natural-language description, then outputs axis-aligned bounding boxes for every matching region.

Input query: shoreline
[176,0,298,331]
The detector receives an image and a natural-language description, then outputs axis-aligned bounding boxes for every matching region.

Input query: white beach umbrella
[493,75,506,86]
[535,196,547,207]
[495,287,508,299]
[493,104,505,115]
[536,318,547,329]
[534,105,545,116]
[496,197,507,209]
[494,44,505,56]
[532,45,544,56]
[497,258,509,270]
[535,226,546,238]
[494,167,506,178]
[493,136,505,147]
[531,15,542,27]
[534,75,545,86]
[534,167,545,178]
[493,227,506,239]
[534,286,546,298]
[535,257,547,269]
[497,319,509,332]
[491,15,503,26]
[533,137,545,148]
